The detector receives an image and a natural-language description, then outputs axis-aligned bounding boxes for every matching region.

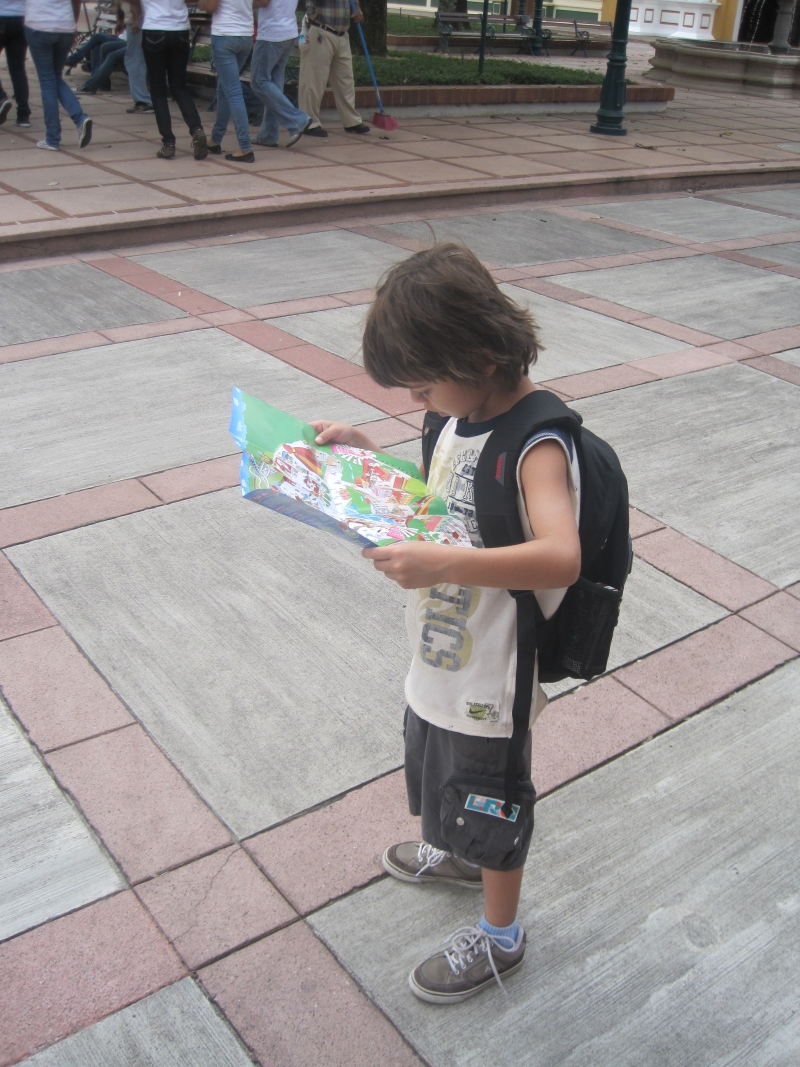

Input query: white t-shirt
[1,0,27,18]
[24,0,75,32]
[256,0,298,41]
[142,0,190,32]
[212,0,254,37]
[405,414,581,739]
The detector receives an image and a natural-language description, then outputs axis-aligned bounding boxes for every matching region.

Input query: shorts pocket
[439,773,536,871]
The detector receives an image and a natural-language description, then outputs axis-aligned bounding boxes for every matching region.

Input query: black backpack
[421,390,632,815]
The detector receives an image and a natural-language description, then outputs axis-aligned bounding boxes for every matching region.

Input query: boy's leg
[482,866,524,928]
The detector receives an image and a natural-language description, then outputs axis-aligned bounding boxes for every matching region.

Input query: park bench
[433,11,612,58]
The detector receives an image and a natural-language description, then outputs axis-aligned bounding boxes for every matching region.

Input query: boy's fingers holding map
[362,541,452,590]
[310,420,379,452]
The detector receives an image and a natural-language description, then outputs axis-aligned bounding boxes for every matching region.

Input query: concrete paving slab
[542,557,727,700]
[753,240,800,269]
[382,208,667,267]
[715,186,800,218]
[572,364,800,587]
[310,659,800,1067]
[0,262,185,347]
[0,696,123,943]
[0,329,383,508]
[583,196,800,240]
[775,346,800,365]
[131,231,408,307]
[269,303,370,364]
[501,284,686,378]
[22,979,252,1067]
[7,491,409,837]
[552,255,800,340]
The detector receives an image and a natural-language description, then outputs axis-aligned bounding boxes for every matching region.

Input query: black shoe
[192,128,208,160]
[157,142,176,159]
[126,102,154,114]
[207,142,222,154]
[303,125,328,138]
[76,84,96,95]
[344,122,371,135]
[0,99,11,125]
[225,150,255,162]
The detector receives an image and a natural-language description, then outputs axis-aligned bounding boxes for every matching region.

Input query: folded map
[229,388,471,550]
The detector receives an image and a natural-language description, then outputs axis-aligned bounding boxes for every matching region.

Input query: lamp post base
[590,122,627,135]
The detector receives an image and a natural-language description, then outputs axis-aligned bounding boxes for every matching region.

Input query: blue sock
[479,914,521,948]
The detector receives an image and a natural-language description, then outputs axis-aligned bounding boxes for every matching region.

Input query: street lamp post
[590,0,633,136]
[478,0,490,73]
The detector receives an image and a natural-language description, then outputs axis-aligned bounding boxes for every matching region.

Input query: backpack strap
[472,391,584,817]
[420,410,451,481]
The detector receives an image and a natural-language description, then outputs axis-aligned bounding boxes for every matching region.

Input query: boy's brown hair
[363,243,539,391]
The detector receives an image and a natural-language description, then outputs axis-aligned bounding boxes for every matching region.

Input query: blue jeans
[251,37,308,145]
[26,28,89,148]
[125,26,151,105]
[66,31,117,71]
[211,35,252,152]
[81,36,127,91]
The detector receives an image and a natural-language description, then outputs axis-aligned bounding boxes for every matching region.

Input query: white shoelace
[443,925,517,994]
[414,842,449,878]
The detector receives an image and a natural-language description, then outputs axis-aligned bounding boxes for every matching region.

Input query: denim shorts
[404,707,535,872]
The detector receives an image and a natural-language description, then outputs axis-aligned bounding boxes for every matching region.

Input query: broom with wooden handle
[349,0,400,131]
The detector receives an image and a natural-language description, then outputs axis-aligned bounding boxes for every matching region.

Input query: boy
[311,243,581,1004]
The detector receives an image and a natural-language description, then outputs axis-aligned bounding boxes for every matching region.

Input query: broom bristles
[372,111,400,131]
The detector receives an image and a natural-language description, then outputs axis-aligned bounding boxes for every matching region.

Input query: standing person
[202,0,254,162]
[130,0,208,159]
[309,244,584,1003]
[120,0,152,112]
[0,0,31,127]
[299,0,370,138]
[24,0,92,150]
[250,0,309,148]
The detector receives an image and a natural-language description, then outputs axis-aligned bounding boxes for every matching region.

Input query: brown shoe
[382,842,482,888]
[409,924,526,1004]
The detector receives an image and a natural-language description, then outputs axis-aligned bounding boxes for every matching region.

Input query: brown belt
[309,18,346,36]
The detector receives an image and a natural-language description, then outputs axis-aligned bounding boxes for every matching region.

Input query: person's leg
[25,28,62,146]
[481,867,525,928]
[252,38,308,144]
[210,35,251,153]
[52,33,90,132]
[66,32,111,68]
[79,37,127,92]
[328,32,362,130]
[5,18,31,123]
[164,30,203,134]
[125,27,152,106]
[142,30,174,145]
[298,27,333,131]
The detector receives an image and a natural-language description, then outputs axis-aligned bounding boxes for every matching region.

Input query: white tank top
[404,412,581,739]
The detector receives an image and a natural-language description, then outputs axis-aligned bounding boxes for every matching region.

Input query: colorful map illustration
[229,388,472,550]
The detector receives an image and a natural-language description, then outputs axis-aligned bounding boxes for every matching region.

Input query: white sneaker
[37,140,59,151]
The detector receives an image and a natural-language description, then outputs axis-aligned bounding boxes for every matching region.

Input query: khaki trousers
[299,26,361,130]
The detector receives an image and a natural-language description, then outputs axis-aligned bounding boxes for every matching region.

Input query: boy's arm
[364,440,581,591]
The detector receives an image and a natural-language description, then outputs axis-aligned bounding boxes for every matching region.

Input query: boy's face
[405,377,494,420]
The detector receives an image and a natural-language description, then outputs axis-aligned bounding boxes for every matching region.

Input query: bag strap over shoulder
[420,410,451,482]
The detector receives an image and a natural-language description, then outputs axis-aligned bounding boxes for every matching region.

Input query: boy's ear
[484,361,497,377]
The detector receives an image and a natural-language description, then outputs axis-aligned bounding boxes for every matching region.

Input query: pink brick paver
[46,724,231,883]
[0,891,184,1067]
[329,373,424,416]
[629,507,665,539]
[549,363,659,400]
[136,846,297,970]
[0,627,133,752]
[351,418,422,449]
[616,616,795,721]
[0,332,109,365]
[201,922,422,1067]
[531,676,671,794]
[739,592,800,652]
[247,771,420,915]
[737,326,800,355]
[633,527,776,610]
[222,319,310,352]
[139,454,241,504]
[787,583,800,601]
[0,554,56,642]
[629,347,734,379]
[99,317,210,343]
[742,354,800,387]
[0,480,160,549]
[273,343,364,382]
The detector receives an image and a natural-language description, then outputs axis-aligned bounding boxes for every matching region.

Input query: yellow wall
[598,0,740,39]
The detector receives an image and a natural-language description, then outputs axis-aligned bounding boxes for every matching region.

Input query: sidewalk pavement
[1,54,799,256]
[1,154,799,1065]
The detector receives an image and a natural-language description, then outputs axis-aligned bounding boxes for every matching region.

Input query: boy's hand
[310,421,380,452]
[362,542,452,590]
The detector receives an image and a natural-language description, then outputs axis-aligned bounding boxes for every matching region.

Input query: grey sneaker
[409,924,526,1004]
[382,842,482,888]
